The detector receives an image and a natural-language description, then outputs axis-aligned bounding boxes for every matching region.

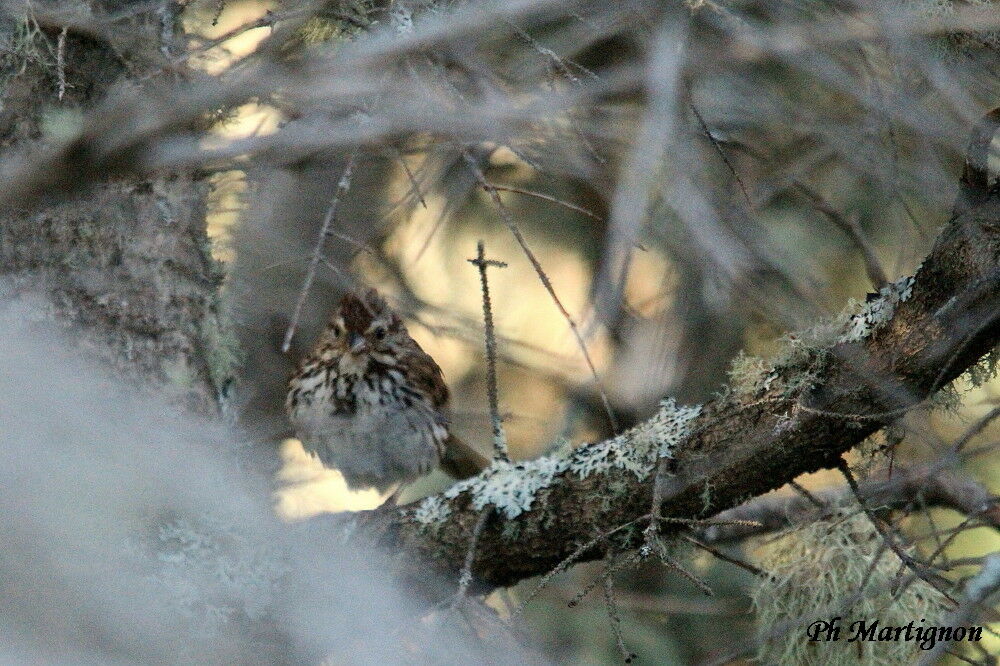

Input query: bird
[286,288,487,495]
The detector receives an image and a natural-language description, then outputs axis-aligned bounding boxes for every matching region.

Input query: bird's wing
[403,342,450,410]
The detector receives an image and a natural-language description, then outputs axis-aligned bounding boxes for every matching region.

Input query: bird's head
[323,288,407,367]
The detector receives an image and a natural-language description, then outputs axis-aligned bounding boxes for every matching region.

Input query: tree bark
[0,3,230,414]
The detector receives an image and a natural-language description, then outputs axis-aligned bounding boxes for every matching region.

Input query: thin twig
[282,149,359,354]
[953,405,1000,453]
[793,180,889,289]
[56,26,67,101]
[464,151,620,433]
[508,514,653,622]
[568,551,642,608]
[386,144,428,209]
[682,535,766,578]
[468,240,510,462]
[689,98,753,207]
[451,508,491,608]
[506,21,599,83]
[484,183,604,221]
[788,479,826,509]
[603,574,636,663]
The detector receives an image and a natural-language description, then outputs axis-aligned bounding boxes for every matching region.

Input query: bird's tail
[441,435,490,480]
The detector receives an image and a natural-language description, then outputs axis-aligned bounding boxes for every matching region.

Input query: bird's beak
[349,332,367,353]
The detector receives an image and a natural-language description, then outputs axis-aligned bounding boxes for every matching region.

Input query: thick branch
[362,192,1000,593]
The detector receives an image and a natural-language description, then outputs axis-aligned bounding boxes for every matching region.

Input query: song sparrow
[286,288,487,493]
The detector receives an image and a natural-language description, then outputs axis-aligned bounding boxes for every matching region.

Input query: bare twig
[689,98,753,207]
[452,508,491,608]
[386,144,428,209]
[953,405,1000,454]
[483,183,604,222]
[468,241,510,463]
[464,151,620,433]
[282,149,359,354]
[793,181,889,289]
[787,479,825,509]
[682,535,766,578]
[506,21,599,83]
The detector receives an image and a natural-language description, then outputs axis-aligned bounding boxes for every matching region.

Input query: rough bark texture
[364,192,1000,593]
[0,3,230,414]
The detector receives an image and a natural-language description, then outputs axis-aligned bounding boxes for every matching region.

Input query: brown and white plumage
[286,289,485,493]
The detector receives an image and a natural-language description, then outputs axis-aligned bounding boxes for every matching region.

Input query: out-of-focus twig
[793,181,888,289]
[917,553,1000,666]
[451,507,491,607]
[281,149,358,354]
[484,183,604,221]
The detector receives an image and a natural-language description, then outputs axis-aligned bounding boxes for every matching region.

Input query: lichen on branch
[413,399,702,523]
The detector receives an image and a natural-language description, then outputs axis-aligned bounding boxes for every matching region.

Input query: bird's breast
[287,361,430,423]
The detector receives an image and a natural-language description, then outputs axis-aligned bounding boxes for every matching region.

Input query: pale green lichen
[751,509,951,665]
[838,275,915,344]
[700,480,714,515]
[445,456,569,520]
[413,494,451,526]
[129,512,288,635]
[567,399,702,479]
[728,274,917,399]
[419,399,702,522]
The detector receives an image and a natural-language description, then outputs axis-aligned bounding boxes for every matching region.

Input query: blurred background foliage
[91,0,1000,661]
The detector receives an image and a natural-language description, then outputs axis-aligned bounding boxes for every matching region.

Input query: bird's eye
[373,326,387,341]
[330,324,342,338]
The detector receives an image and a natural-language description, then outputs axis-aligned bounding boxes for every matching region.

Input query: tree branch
[360,125,1000,594]
[698,463,1000,544]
